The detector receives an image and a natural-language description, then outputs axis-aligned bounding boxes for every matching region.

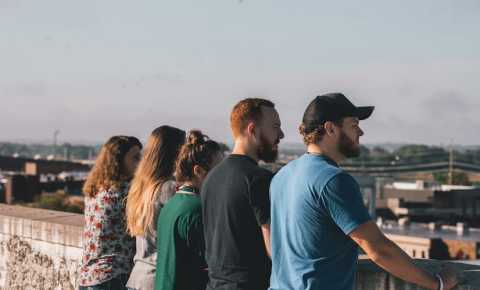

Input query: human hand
[437,265,459,290]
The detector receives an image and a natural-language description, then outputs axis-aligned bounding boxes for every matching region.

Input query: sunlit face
[123,145,142,179]
[256,106,284,163]
[336,117,364,158]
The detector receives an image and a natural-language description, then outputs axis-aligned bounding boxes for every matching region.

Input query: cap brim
[355,106,374,120]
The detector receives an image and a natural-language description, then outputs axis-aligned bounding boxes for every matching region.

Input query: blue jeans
[79,274,129,290]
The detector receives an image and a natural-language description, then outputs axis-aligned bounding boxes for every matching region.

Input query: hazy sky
[1,0,479,145]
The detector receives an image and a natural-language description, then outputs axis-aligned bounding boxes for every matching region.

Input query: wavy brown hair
[299,119,344,145]
[83,136,142,198]
[126,125,185,236]
[175,130,221,183]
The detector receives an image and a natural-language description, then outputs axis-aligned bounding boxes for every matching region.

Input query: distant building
[0,156,91,204]
[0,155,91,175]
[1,174,41,204]
[24,160,90,175]
[376,180,480,226]
[352,174,377,219]
[379,220,480,260]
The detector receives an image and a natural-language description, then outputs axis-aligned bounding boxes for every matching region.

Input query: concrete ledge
[357,258,480,289]
[0,204,83,247]
[2,204,480,290]
[0,205,84,289]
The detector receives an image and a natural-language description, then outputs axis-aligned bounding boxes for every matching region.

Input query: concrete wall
[357,258,480,290]
[1,204,480,290]
[0,204,83,290]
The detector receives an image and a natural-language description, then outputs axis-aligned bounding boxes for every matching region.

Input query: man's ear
[246,122,257,138]
[324,121,336,136]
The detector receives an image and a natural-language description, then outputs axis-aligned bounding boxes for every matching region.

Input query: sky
[1,0,479,146]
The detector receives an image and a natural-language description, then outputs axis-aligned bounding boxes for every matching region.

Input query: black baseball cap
[302,93,374,134]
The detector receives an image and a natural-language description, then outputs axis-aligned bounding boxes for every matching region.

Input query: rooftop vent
[456,222,470,236]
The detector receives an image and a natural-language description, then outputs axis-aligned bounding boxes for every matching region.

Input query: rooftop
[380,221,480,242]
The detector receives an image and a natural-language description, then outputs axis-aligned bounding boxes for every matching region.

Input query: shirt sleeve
[322,172,371,235]
[249,170,273,226]
[159,180,177,205]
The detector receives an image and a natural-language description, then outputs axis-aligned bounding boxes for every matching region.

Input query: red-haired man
[201,98,284,290]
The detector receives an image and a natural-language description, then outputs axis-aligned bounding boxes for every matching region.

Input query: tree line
[0,142,231,161]
[0,142,100,160]
[349,144,480,166]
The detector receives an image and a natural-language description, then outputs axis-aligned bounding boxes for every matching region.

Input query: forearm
[367,239,438,290]
[263,238,271,258]
[261,224,272,258]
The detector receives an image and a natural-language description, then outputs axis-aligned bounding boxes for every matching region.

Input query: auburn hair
[230,98,275,138]
[126,126,185,236]
[175,130,221,183]
[83,136,142,198]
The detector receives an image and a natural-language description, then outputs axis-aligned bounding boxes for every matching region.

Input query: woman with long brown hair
[126,125,186,290]
[155,130,223,290]
[79,135,142,290]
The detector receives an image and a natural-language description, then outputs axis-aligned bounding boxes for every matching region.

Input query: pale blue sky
[1,0,479,145]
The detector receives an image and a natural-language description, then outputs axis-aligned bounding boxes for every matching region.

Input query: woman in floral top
[79,136,142,290]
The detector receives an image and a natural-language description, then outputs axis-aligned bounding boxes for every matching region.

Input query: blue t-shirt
[269,154,371,290]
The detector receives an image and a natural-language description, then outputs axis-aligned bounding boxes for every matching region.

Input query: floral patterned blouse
[79,184,135,286]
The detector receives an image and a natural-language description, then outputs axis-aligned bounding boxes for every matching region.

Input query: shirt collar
[305,152,339,167]
[229,154,258,165]
[177,185,199,195]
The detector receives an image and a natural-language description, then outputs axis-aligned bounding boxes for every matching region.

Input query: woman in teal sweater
[155,130,223,290]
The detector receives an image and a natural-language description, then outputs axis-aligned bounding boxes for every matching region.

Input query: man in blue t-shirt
[269,93,458,290]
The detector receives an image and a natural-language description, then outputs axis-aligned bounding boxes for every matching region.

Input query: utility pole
[448,142,454,185]
[53,129,60,160]
[88,148,93,160]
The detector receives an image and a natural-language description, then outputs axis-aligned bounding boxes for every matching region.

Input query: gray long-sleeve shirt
[126,180,176,290]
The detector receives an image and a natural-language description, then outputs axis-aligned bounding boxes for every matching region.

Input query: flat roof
[380,222,480,242]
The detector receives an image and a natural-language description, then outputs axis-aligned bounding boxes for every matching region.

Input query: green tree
[369,146,393,163]
[393,145,448,163]
[433,171,471,185]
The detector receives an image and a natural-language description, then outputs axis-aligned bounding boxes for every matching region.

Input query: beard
[338,131,360,158]
[257,133,279,163]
